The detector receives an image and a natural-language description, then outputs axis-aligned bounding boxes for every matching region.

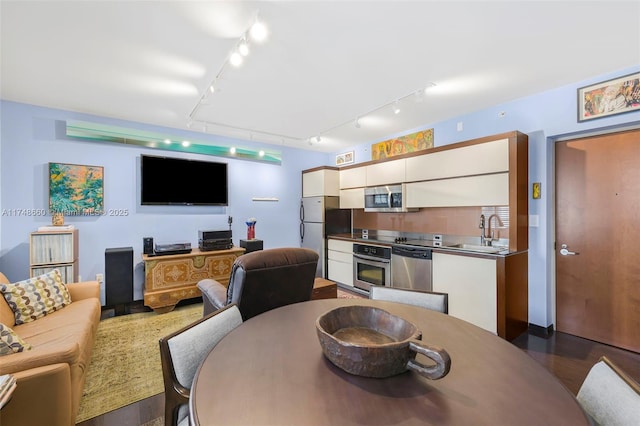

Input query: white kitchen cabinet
[432,252,497,334]
[405,138,509,182]
[365,159,405,187]
[339,167,366,189]
[302,168,340,197]
[339,188,364,209]
[327,239,353,287]
[406,172,509,208]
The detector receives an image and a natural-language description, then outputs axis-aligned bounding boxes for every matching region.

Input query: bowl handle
[407,340,451,380]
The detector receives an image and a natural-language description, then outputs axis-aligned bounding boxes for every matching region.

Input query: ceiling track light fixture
[188,13,268,127]
[309,82,437,141]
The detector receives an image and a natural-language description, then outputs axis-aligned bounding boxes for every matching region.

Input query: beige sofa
[0,272,101,426]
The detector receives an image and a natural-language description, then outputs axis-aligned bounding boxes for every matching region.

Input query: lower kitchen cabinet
[327,239,353,287]
[433,253,497,333]
[432,251,528,340]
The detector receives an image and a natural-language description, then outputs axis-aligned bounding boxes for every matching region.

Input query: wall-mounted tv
[140,154,228,206]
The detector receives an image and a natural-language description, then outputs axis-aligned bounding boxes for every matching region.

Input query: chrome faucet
[479,214,486,246]
[486,214,501,246]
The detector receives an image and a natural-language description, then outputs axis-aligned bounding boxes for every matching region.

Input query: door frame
[550,123,640,330]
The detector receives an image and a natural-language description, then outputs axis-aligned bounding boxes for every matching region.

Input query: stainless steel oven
[353,243,391,292]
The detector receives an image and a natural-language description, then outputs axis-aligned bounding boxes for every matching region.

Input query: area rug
[76,303,203,423]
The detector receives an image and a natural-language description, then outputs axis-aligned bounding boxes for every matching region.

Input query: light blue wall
[0,102,331,302]
[2,65,639,327]
[343,65,640,328]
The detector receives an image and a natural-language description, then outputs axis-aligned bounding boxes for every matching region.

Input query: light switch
[529,215,539,227]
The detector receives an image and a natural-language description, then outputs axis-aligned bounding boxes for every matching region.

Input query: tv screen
[141,155,228,206]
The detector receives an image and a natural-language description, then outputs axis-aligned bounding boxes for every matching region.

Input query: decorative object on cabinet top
[371,128,434,161]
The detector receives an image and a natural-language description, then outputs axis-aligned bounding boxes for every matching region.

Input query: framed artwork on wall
[336,151,354,166]
[371,128,434,161]
[49,162,104,215]
[577,72,640,122]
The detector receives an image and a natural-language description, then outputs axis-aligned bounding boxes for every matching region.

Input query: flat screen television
[140,154,228,206]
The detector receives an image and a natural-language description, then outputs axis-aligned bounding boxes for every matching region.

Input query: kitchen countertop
[328,233,521,257]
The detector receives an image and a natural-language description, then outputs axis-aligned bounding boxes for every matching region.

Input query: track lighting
[354,118,361,128]
[424,82,437,92]
[188,16,269,130]
[392,102,401,115]
[238,38,249,56]
[316,136,322,143]
[229,51,243,67]
[250,20,268,42]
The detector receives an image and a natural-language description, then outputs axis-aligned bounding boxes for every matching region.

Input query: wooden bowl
[316,305,451,379]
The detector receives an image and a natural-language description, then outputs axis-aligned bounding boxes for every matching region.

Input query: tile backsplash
[353,206,509,240]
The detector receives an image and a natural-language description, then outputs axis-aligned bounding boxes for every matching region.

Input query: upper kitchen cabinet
[365,158,406,186]
[406,173,509,207]
[302,167,340,197]
[405,138,509,182]
[339,166,366,189]
[340,188,365,209]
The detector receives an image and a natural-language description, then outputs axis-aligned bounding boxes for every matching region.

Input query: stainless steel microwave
[364,184,417,213]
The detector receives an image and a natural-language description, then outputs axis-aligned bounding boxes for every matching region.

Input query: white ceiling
[1,1,639,153]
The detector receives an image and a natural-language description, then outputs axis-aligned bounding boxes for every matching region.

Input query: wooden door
[555,130,640,353]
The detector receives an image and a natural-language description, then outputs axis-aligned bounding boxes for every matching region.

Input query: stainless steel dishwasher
[391,244,433,291]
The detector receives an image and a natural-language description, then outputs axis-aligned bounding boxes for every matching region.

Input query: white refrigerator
[300,196,351,278]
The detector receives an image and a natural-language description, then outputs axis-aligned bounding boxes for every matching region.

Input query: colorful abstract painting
[49,163,104,215]
[371,128,434,161]
[578,72,640,122]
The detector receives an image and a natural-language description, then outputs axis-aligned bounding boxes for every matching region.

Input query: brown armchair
[196,247,319,320]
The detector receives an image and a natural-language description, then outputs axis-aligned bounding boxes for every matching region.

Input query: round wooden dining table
[190,298,589,425]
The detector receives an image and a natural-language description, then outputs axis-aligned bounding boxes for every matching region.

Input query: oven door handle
[353,253,391,264]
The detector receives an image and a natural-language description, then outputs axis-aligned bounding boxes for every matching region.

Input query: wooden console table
[143,247,245,313]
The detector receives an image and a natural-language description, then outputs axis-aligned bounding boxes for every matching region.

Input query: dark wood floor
[78,327,640,426]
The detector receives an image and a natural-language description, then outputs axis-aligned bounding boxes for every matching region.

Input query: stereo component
[154,242,192,256]
[105,247,133,315]
[199,229,232,241]
[143,237,154,255]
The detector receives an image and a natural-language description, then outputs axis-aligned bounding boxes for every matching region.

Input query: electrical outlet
[96,273,104,282]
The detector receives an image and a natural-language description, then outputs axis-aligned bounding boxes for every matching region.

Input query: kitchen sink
[444,243,504,254]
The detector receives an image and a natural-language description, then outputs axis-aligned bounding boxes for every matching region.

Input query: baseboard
[336,283,368,297]
[528,323,554,338]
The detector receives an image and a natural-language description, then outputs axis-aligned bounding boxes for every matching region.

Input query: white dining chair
[369,285,448,314]
[576,355,640,426]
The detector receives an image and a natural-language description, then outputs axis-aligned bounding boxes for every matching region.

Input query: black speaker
[105,247,134,313]
[143,237,154,255]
